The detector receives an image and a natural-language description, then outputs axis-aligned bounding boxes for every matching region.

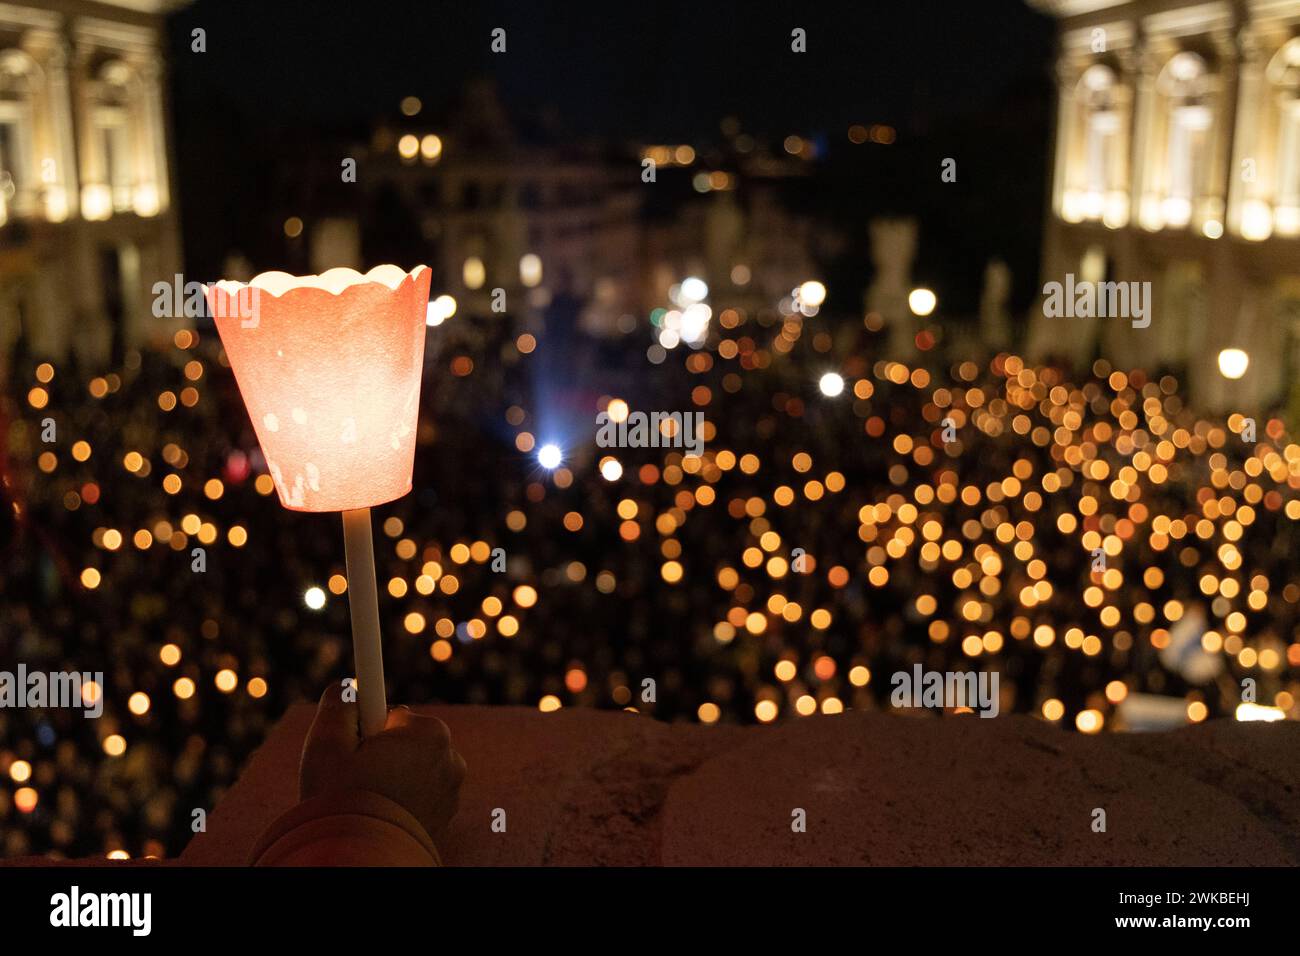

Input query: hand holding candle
[206,265,432,736]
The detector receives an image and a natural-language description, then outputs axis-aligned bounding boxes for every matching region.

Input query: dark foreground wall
[175,705,1299,866]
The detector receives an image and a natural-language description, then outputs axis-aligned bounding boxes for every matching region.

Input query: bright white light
[43,185,69,223]
[1138,195,1164,231]
[599,457,623,481]
[908,288,937,317]
[538,444,562,469]
[680,302,711,345]
[519,253,543,287]
[1217,348,1249,380]
[679,276,708,303]
[1061,190,1085,224]
[426,294,456,326]
[1275,204,1300,236]
[798,280,827,308]
[81,184,112,222]
[1103,191,1128,229]
[1235,702,1285,722]
[133,183,160,217]
[1162,196,1192,228]
[304,586,326,610]
[1240,200,1273,241]
[819,372,845,397]
[1080,190,1104,220]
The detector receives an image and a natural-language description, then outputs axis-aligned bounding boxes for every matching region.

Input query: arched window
[93,61,135,214]
[0,50,40,223]
[1077,65,1123,221]
[1267,38,1300,235]
[1157,52,1213,228]
[81,57,163,220]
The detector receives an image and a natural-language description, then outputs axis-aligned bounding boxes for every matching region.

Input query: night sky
[164,0,1058,312]
[167,0,1053,137]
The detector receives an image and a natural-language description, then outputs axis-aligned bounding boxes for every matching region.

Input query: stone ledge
[176,704,1300,866]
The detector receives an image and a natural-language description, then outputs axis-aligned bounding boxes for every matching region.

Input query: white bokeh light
[908,288,937,316]
[680,302,711,345]
[1217,348,1249,380]
[798,280,827,308]
[426,294,457,326]
[679,276,709,303]
[538,443,562,469]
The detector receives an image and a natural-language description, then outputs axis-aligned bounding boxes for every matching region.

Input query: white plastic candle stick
[341,507,388,737]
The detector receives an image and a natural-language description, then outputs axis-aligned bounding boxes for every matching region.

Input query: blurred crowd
[1,297,1298,860]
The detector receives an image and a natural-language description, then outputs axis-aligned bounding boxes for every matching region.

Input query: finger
[385,709,452,747]
[384,704,415,731]
[305,682,361,758]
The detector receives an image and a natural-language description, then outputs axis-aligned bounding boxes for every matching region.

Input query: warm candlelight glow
[205,265,432,512]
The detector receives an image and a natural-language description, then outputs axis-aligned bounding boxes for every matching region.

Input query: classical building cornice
[1247,0,1300,16]
[0,2,62,31]
[0,1,191,36]
[1026,0,1132,17]
[1062,19,1137,53]
[86,0,191,13]
[1142,1,1235,38]
[73,15,160,56]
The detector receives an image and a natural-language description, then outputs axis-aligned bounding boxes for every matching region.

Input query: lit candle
[206,265,432,735]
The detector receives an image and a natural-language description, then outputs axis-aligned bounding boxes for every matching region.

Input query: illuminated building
[0,0,186,372]
[1027,0,1300,415]
[357,81,816,337]
[362,80,643,335]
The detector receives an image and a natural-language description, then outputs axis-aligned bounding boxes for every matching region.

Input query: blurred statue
[705,192,744,285]
[1159,601,1223,684]
[866,218,917,359]
[979,258,1012,350]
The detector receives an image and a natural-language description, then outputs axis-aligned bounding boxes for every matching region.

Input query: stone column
[1050,61,1076,218]
[1204,27,1238,231]
[46,38,79,222]
[137,56,168,214]
[1130,43,1160,228]
[1226,26,1264,235]
[72,39,106,216]
[21,29,77,222]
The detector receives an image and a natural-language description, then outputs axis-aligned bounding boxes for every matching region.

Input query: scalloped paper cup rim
[208,264,428,299]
